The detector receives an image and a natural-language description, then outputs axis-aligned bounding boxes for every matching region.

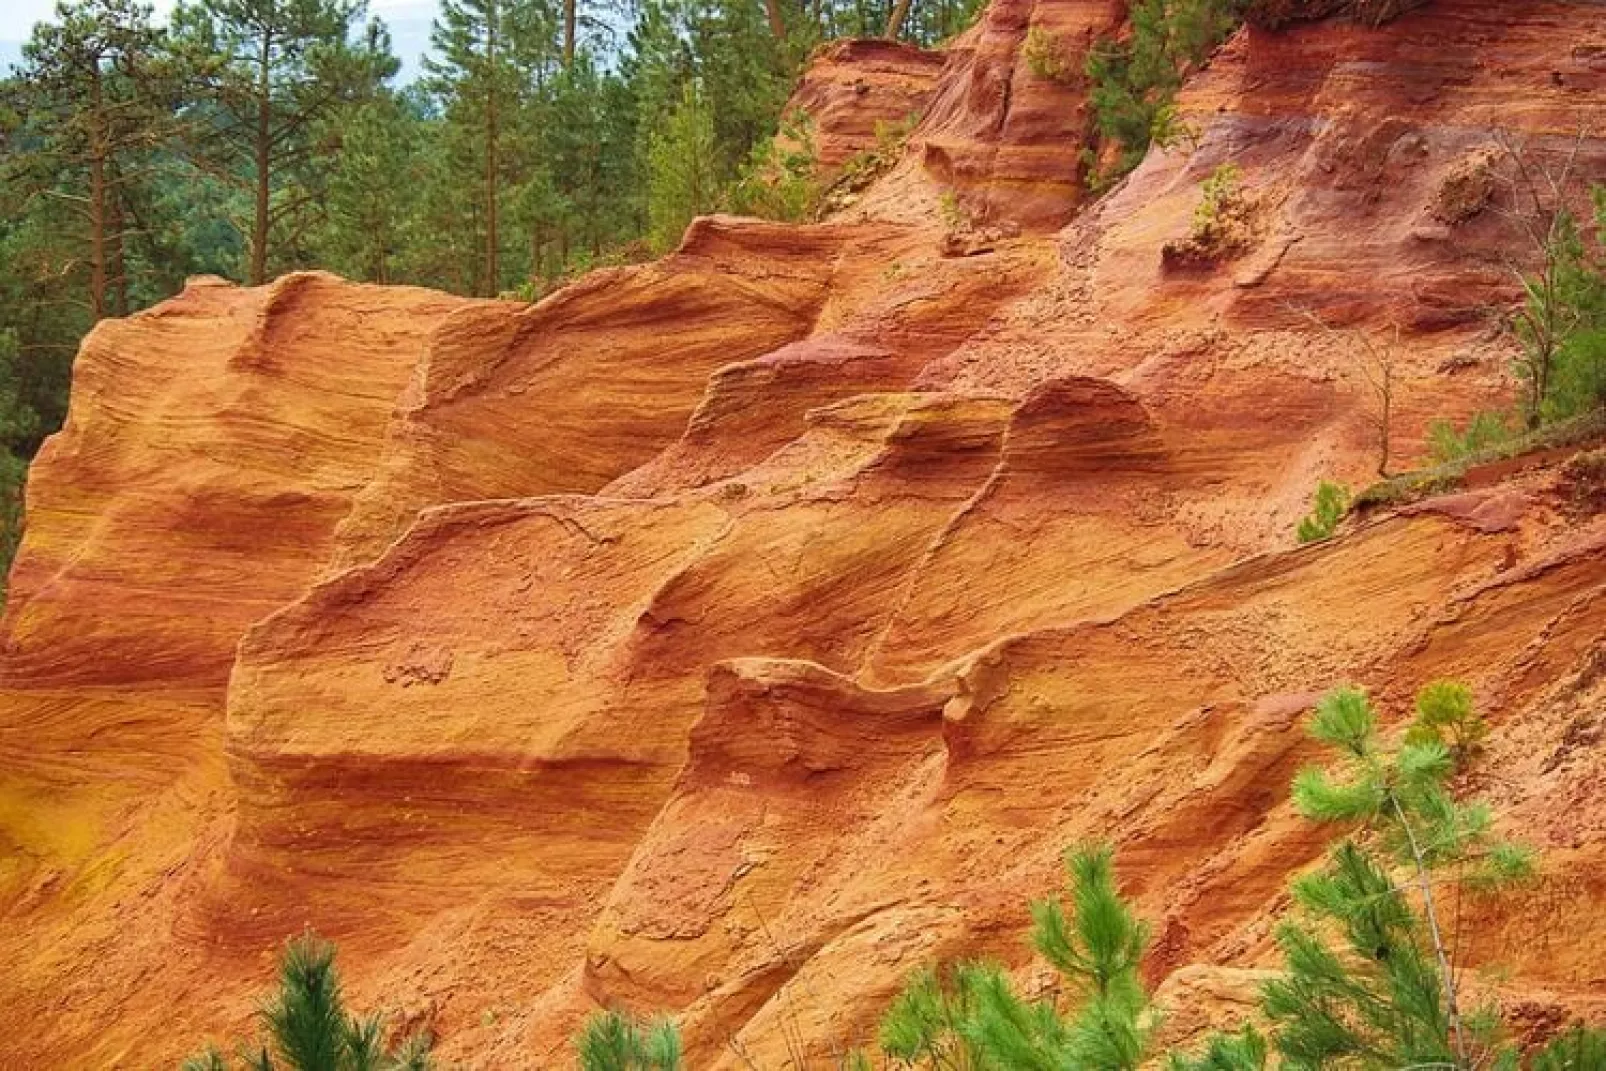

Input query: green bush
[818,112,921,216]
[1513,185,1606,428]
[1295,480,1349,544]
[1547,189,1606,418]
[1023,26,1073,83]
[182,933,433,1071]
[1163,163,1256,266]
[728,111,820,223]
[1405,679,1488,760]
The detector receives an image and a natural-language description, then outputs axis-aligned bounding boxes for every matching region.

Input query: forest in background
[0,0,986,583]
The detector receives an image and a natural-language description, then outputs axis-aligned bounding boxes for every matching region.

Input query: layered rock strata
[3,2,1605,1066]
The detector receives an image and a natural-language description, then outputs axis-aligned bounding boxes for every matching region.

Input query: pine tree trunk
[105,156,129,318]
[251,32,273,286]
[1390,796,1468,1063]
[563,0,577,65]
[484,1,501,296]
[764,0,786,40]
[885,0,914,39]
[107,183,129,317]
[87,73,107,322]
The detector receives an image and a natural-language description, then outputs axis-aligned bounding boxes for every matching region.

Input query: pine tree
[1273,686,1532,1069]
[1168,684,1535,1071]
[171,0,397,285]
[535,55,639,268]
[645,79,717,251]
[312,92,424,283]
[1029,844,1153,1069]
[1084,0,1243,181]
[877,843,1154,1070]
[6,0,174,320]
[0,329,32,606]
[575,1009,683,1071]
[425,0,556,295]
[182,933,433,1071]
[1295,480,1348,544]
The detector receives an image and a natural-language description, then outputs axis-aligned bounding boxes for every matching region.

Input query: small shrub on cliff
[1405,679,1488,761]
[576,1009,683,1071]
[1163,163,1257,267]
[1498,133,1606,429]
[817,112,921,216]
[728,110,820,223]
[182,933,433,1071]
[1023,26,1074,83]
[1295,480,1349,544]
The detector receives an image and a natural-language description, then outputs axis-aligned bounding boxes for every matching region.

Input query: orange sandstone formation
[3,2,1606,1067]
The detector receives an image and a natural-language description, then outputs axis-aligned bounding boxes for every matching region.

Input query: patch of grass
[1426,410,1513,466]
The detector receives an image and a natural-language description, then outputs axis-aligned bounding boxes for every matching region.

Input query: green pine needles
[1166,1023,1269,1071]
[1170,683,1536,1071]
[575,1008,684,1071]
[1404,679,1489,762]
[1032,845,1152,1069]
[182,934,433,1071]
[1295,480,1349,544]
[1531,1025,1606,1070]
[876,844,1153,1070]
[1275,685,1532,1069]
[1083,0,1246,185]
[883,681,1587,1071]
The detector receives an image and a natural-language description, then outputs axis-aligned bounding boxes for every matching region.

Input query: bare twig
[1287,303,1399,476]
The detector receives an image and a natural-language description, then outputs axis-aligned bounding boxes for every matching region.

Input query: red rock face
[4,2,1606,1067]
[786,38,948,169]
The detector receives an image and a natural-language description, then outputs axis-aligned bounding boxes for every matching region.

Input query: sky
[0,0,442,81]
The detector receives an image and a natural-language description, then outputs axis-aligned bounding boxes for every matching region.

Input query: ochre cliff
[3,2,1606,1067]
